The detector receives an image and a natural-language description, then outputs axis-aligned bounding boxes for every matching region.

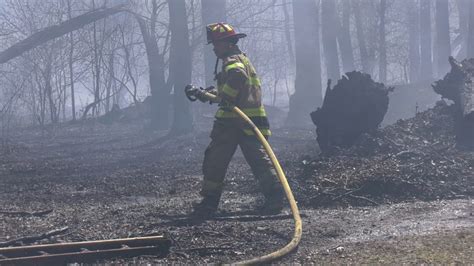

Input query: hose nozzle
[184,84,200,102]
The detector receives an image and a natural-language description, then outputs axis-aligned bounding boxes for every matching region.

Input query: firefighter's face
[212,41,231,58]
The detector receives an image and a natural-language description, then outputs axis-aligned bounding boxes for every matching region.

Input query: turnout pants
[200,121,283,202]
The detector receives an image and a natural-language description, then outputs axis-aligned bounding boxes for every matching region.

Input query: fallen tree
[0,5,127,64]
[432,57,474,149]
[310,71,393,153]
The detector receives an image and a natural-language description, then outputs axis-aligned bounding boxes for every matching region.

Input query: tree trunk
[457,0,469,59]
[0,5,126,64]
[62,70,67,122]
[352,0,370,74]
[201,0,226,88]
[92,12,101,117]
[135,15,169,130]
[322,0,340,82]
[34,70,46,126]
[44,54,57,124]
[67,0,76,121]
[282,0,295,66]
[271,2,279,107]
[408,0,420,83]
[287,0,322,126]
[467,1,474,58]
[435,0,451,77]
[420,0,433,80]
[168,0,193,134]
[337,1,355,73]
[378,0,387,83]
[105,51,114,113]
[120,29,139,104]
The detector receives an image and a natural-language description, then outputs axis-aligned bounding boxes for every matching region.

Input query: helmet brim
[207,33,247,44]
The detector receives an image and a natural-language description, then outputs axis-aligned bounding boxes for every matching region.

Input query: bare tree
[378,0,387,83]
[117,24,140,104]
[0,0,466,131]
[408,0,420,83]
[435,0,451,76]
[91,1,102,116]
[467,0,474,58]
[282,0,295,66]
[201,0,226,88]
[66,0,76,120]
[457,0,469,59]
[420,0,433,80]
[352,0,370,74]
[337,0,355,73]
[322,0,340,82]
[1,70,27,140]
[168,0,192,134]
[135,0,170,130]
[287,0,321,125]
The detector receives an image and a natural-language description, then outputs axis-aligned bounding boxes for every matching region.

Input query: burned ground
[298,101,473,207]
[0,102,473,264]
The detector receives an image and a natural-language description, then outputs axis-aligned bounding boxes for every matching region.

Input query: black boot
[190,195,220,219]
[258,188,285,215]
[258,197,284,215]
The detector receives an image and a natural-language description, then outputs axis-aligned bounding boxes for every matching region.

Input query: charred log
[310,71,393,153]
[432,56,474,148]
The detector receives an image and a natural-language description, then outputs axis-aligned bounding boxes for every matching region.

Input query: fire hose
[185,85,302,265]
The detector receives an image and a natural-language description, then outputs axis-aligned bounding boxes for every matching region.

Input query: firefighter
[191,22,284,217]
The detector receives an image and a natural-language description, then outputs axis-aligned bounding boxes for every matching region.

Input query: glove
[204,86,217,95]
[204,86,217,104]
[195,87,209,103]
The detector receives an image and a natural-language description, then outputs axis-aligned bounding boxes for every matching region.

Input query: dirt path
[0,121,472,264]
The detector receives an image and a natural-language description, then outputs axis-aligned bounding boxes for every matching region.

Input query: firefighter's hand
[195,87,209,103]
[205,86,217,95]
[204,86,217,104]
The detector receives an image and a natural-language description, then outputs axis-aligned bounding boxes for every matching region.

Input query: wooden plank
[0,235,169,257]
[0,245,166,265]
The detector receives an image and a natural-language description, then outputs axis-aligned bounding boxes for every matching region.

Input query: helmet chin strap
[213,43,236,80]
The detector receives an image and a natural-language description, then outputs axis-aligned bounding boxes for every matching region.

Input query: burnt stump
[432,57,474,149]
[310,71,392,153]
